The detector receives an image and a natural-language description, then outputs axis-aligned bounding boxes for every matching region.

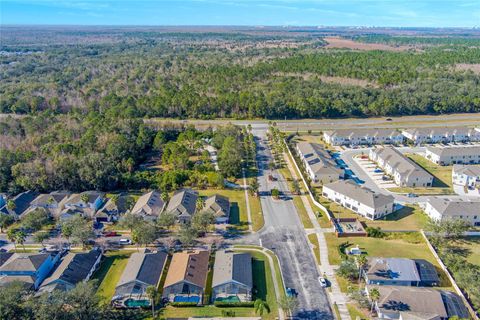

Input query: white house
[296,142,343,185]
[452,165,480,189]
[425,146,480,166]
[322,180,395,220]
[323,129,405,146]
[424,197,480,226]
[402,127,480,145]
[370,147,433,187]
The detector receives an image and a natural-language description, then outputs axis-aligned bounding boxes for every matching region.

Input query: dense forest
[1,27,480,119]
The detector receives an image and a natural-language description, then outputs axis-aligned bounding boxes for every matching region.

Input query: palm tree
[356,255,368,284]
[249,179,259,196]
[16,230,27,252]
[195,197,205,212]
[146,285,157,318]
[161,191,169,203]
[369,288,380,315]
[7,228,18,251]
[110,194,119,206]
[6,200,16,213]
[254,299,269,316]
[80,194,89,205]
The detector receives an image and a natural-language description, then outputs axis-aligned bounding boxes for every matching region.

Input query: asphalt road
[253,129,333,320]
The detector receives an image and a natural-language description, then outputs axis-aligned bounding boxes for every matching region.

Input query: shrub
[366,227,385,238]
[214,301,255,308]
[170,302,198,307]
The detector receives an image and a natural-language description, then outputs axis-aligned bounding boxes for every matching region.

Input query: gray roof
[98,194,130,215]
[366,257,420,283]
[131,191,165,217]
[65,191,105,205]
[414,259,440,284]
[0,275,35,289]
[323,180,394,209]
[31,191,71,207]
[204,195,230,218]
[40,250,102,290]
[403,127,475,137]
[166,189,198,217]
[427,197,480,218]
[212,251,253,289]
[0,191,39,216]
[427,145,480,157]
[371,147,433,182]
[297,142,343,177]
[116,251,167,288]
[453,164,480,177]
[324,128,402,139]
[0,252,53,272]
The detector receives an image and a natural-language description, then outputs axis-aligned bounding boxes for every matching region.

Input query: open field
[92,250,132,304]
[455,63,480,75]
[324,37,413,51]
[273,72,378,88]
[324,233,451,288]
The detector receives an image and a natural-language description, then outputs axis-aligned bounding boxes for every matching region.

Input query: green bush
[366,227,385,238]
[214,301,255,307]
[170,302,199,307]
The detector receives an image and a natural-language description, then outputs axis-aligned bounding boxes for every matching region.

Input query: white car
[119,238,132,245]
[319,277,327,288]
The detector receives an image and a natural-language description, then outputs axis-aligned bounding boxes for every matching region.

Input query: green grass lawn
[92,250,132,304]
[293,196,314,229]
[308,234,321,265]
[324,233,451,287]
[406,154,453,188]
[199,189,249,231]
[160,306,254,318]
[347,303,368,320]
[249,193,264,232]
[456,237,480,266]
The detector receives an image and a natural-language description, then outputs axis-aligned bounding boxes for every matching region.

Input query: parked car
[268,174,277,181]
[319,277,328,288]
[374,168,383,173]
[286,287,298,297]
[407,193,418,198]
[103,231,119,237]
[119,238,132,245]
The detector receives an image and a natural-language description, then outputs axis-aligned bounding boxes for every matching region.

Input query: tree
[426,218,470,243]
[369,288,380,315]
[0,214,14,232]
[290,179,300,195]
[254,299,270,316]
[6,200,16,212]
[0,281,27,319]
[249,179,259,196]
[15,230,27,252]
[118,213,143,233]
[157,212,176,229]
[146,285,158,318]
[196,197,205,212]
[271,188,280,199]
[218,136,243,178]
[192,211,215,234]
[356,255,368,284]
[6,228,19,251]
[80,193,89,204]
[21,208,50,232]
[61,215,94,249]
[336,259,358,280]
[33,231,50,248]
[278,296,299,315]
[132,221,157,250]
[178,223,198,247]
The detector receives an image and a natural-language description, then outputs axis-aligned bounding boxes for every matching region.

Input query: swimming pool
[173,296,200,303]
[124,299,150,308]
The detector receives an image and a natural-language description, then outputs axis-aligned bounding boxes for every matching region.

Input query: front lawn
[308,234,321,265]
[406,154,453,188]
[92,250,132,304]
[160,305,254,318]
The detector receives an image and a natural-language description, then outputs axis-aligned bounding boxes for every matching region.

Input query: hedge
[170,302,199,307]
[214,301,255,308]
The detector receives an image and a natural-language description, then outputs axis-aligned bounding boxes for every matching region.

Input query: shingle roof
[323,180,394,209]
[371,147,432,182]
[166,189,198,217]
[453,164,480,177]
[131,191,165,217]
[427,197,480,218]
[164,250,209,289]
[427,145,480,157]
[297,142,343,177]
[98,194,130,215]
[65,191,104,205]
[0,275,35,288]
[403,127,475,137]
[1,191,39,216]
[366,257,420,283]
[117,251,167,288]
[212,250,252,289]
[204,195,230,218]
[325,129,402,139]
[31,191,71,207]
[0,253,52,272]
[41,250,102,289]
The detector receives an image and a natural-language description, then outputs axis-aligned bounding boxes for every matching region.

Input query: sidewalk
[284,153,350,320]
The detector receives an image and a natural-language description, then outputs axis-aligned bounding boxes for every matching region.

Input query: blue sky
[1,0,479,27]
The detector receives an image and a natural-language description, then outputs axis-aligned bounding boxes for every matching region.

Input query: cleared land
[455,63,480,75]
[273,72,378,88]
[324,37,413,52]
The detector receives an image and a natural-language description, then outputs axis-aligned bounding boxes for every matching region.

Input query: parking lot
[352,156,397,189]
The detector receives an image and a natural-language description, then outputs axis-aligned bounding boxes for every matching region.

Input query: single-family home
[423,197,480,226]
[367,285,469,320]
[322,180,395,220]
[165,189,198,224]
[296,142,343,186]
[130,191,165,221]
[112,250,168,307]
[39,249,102,293]
[95,194,131,223]
[212,250,252,302]
[452,164,480,188]
[363,257,439,287]
[163,250,209,304]
[370,147,433,187]
[0,194,6,208]
[0,251,61,290]
[61,191,105,219]
[402,127,480,145]
[323,129,405,146]
[0,190,39,218]
[203,195,231,223]
[29,191,71,218]
[425,146,480,166]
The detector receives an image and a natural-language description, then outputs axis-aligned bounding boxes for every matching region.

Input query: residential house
[165,189,198,224]
[323,129,405,146]
[367,285,469,320]
[452,164,480,189]
[0,251,61,289]
[0,194,6,208]
[39,249,102,293]
[212,250,252,302]
[322,180,395,220]
[95,194,131,223]
[61,191,105,219]
[363,257,439,287]
[29,191,71,218]
[425,146,480,166]
[296,142,343,186]
[0,190,39,218]
[203,195,231,223]
[370,147,433,187]
[423,197,480,226]
[402,127,480,145]
[112,250,168,307]
[130,191,165,221]
[163,250,209,304]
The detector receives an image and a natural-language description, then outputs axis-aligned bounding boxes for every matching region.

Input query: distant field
[324,37,414,51]
[455,63,480,75]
